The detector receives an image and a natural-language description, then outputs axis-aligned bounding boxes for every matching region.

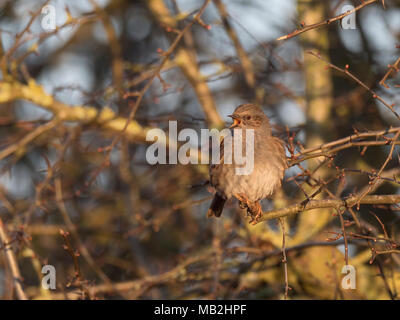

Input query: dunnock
[207,104,287,223]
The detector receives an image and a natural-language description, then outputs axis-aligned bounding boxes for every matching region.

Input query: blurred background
[0,0,399,299]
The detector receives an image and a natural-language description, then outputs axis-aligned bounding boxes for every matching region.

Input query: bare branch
[0,218,28,300]
[277,0,379,41]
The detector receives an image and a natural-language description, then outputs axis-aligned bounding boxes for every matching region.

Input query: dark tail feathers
[207,194,226,218]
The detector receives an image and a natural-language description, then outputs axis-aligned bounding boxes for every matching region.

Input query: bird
[207,104,287,223]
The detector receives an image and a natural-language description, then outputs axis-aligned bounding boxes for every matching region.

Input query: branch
[214,0,255,88]
[0,218,28,300]
[55,178,129,298]
[277,0,378,41]
[295,126,400,156]
[0,119,59,162]
[148,0,224,128]
[308,51,400,122]
[46,251,213,299]
[379,56,400,88]
[290,126,400,166]
[0,80,208,164]
[256,194,400,223]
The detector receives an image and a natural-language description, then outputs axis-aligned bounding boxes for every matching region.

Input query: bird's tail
[207,194,226,218]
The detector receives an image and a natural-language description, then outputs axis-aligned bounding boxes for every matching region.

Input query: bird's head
[228,104,270,130]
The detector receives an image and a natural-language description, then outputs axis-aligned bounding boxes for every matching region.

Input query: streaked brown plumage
[207,104,287,222]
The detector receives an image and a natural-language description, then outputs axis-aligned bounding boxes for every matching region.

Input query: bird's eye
[245,116,251,120]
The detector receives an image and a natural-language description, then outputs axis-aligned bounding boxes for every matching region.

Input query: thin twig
[277,0,378,41]
[0,218,28,300]
[279,218,289,299]
[380,56,400,88]
[308,51,400,121]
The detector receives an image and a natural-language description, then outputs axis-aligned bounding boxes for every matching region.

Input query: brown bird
[207,104,287,223]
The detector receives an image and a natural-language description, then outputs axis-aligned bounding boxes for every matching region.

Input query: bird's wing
[210,132,229,169]
[272,136,288,169]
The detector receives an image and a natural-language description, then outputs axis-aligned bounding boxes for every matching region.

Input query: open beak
[228,115,241,128]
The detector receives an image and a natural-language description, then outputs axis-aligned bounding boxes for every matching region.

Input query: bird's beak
[228,115,241,128]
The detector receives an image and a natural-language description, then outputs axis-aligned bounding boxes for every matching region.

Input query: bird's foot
[248,202,263,225]
[239,201,247,209]
[234,193,251,210]
[234,194,262,224]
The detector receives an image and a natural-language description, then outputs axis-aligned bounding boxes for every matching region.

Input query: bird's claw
[248,202,263,225]
[234,193,250,207]
[234,193,262,224]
